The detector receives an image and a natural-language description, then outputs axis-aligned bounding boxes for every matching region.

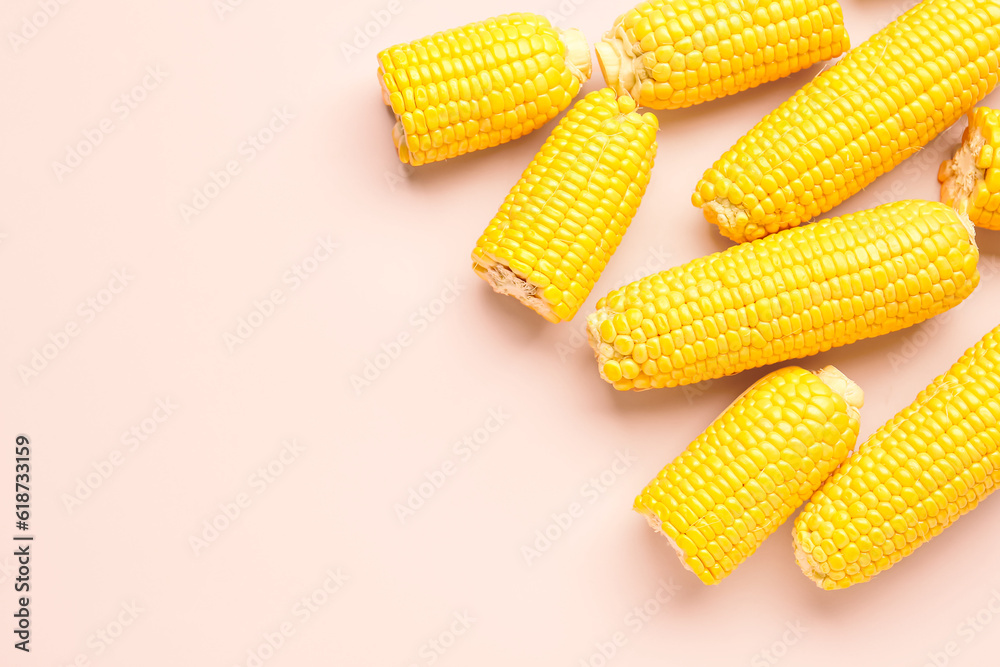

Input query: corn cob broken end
[595,27,638,101]
[477,262,561,323]
[939,115,985,217]
[701,198,765,242]
[813,366,864,416]
[794,533,827,587]
[636,502,695,573]
[560,28,593,82]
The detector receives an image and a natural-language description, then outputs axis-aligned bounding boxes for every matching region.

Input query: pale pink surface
[3,0,1000,665]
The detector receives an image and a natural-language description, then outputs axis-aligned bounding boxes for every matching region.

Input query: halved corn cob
[794,324,1000,589]
[472,89,659,323]
[596,0,849,110]
[636,366,862,585]
[378,13,592,166]
[939,106,1000,230]
[633,366,864,584]
[587,200,979,390]
[692,0,1000,242]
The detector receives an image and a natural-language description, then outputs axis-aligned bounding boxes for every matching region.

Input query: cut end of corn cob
[794,324,1000,589]
[939,107,1000,230]
[938,112,987,217]
[473,89,659,323]
[792,529,825,585]
[587,200,979,391]
[479,262,558,322]
[560,28,593,82]
[594,36,636,103]
[634,365,862,584]
[693,0,1000,242]
[595,0,849,110]
[639,510,699,577]
[813,365,864,416]
[378,13,593,166]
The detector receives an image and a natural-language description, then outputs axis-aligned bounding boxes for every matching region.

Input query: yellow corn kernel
[694,0,1000,242]
[939,106,1000,230]
[587,201,979,390]
[596,0,849,110]
[472,90,659,322]
[795,323,1000,589]
[635,366,863,585]
[378,13,592,166]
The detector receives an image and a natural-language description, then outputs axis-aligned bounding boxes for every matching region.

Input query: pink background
[4,0,1000,665]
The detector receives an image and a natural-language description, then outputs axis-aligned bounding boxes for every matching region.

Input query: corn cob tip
[701,198,769,243]
[814,366,864,417]
[793,534,829,588]
[559,28,593,83]
[595,28,637,101]
[586,310,645,390]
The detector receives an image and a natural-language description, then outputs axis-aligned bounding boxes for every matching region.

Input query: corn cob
[636,366,862,585]
[378,13,592,166]
[939,106,1000,230]
[587,200,979,390]
[794,324,1000,589]
[692,0,1000,243]
[472,89,659,323]
[596,0,849,110]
